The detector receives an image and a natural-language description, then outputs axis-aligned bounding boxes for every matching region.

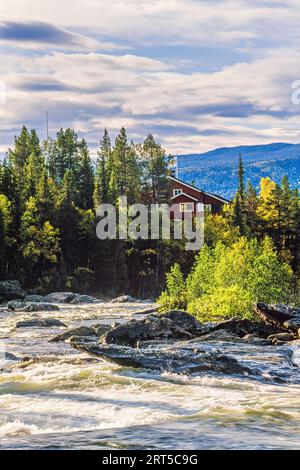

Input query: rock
[111,321,121,329]
[70,294,101,304]
[7,301,27,310]
[194,329,244,343]
[15,319,67,328]
[0,280,26,301]
[70,337,253,376]
[24,295,43,303]
[110,295,135,303]
[8,301,59,312]
[283,318,300,331]
[267,332,295,344]
[93,324,112,337]
[42,292,76,304]
[0,352,21,362]
[21,303,60,312]
[209,316,280,338]
[254,303,300,333]
[50,326,96,342]
[134,307,158,315]
[102,310,204,347]
[242,334,272,345]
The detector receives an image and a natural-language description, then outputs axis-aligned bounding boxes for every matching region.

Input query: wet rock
[7,300,27,310]
[8,301,60,312]
[209,316,281,338]
[50,326,96,342]
[70,337,253,376]
[24,295,43,303]
[254,302,300,333]
[93,324,112,337]
[267,332,295,343]
[15,319,67,328]
[42,292,76,304]
[70,294,102,304]
[194,329,243,343]
[102,310,204,347]
[283,318,300,331]
[20,303,60,312]
[134,307,158,315]
[0,280,26,301]
[110,295,136,303]
[242,334,271,345]
[0,352,21,362]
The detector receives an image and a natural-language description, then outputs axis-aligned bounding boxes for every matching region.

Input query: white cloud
[0,0,300,153]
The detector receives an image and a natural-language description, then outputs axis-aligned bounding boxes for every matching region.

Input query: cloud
[0,1,300,153]
[0,20,126,51]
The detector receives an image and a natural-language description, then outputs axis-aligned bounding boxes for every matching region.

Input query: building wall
[170,180,226,217]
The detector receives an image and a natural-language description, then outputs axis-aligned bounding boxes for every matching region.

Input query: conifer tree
[94,129,111,207]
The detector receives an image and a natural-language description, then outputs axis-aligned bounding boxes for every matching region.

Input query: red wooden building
[168,175,230,218]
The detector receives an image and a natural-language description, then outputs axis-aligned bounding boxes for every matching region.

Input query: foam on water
[0,302,300,448]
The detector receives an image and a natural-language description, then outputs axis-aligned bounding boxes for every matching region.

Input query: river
[0,301,299,450]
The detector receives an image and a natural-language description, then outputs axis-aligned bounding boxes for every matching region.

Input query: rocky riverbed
[0,292,300,450]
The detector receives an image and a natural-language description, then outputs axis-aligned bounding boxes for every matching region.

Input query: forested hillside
[178,143,300,199]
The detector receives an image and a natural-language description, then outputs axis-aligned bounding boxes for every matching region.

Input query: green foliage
[2,124,300,303]
[159,237,295,321]
[158,263,187,311]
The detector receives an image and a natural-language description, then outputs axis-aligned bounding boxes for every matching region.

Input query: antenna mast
[46,111,49,140]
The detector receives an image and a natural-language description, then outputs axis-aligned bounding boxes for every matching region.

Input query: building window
[173,189,182,197]
[180,203,194,212]
[204,204,212,212]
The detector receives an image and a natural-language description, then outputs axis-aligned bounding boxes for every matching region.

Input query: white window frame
[173,189,182,197]
[180,202,194,213]
[204,204,212,212]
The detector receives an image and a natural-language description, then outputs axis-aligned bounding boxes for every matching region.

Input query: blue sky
[0,0,300,156]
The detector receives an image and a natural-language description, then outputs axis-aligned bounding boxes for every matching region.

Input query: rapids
[0,302,299,450]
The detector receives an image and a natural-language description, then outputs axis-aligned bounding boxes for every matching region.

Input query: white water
[0,302,300,449]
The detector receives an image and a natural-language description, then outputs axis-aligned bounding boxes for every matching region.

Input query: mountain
[177,143,300,199]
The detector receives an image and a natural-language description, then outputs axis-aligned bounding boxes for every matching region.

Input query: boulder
[21,303,60,312]
[70,337,253,376]
[254,303,300,333]
[134,307,158,315]
[0,281,26,301]
[0,352,21,362]
[15,319,67,328]
[194,329,244,343]
[209,316,283,338]
[24,295,43,303]
[93,324,112,337]
[267,332,296,344]
[50,326,96,342]
[42,292,76,304]
[7,301,27,310]
[70,294,101,304]
[102,310,204,347]
[110,295,135,303]
[8,301,59,312]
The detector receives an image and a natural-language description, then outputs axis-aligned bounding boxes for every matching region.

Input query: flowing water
[0,302,299,450]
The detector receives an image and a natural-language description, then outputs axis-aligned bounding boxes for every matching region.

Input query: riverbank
[0,299,300,449]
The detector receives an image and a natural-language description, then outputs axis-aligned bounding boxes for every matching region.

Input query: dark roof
[168,175,231,204]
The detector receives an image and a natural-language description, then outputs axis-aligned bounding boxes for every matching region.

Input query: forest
[1,126,300,316]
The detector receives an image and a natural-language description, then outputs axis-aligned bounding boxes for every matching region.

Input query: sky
[1,0,300,156]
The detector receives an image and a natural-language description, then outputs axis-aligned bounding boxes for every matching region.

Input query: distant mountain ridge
[177,143,300,199]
